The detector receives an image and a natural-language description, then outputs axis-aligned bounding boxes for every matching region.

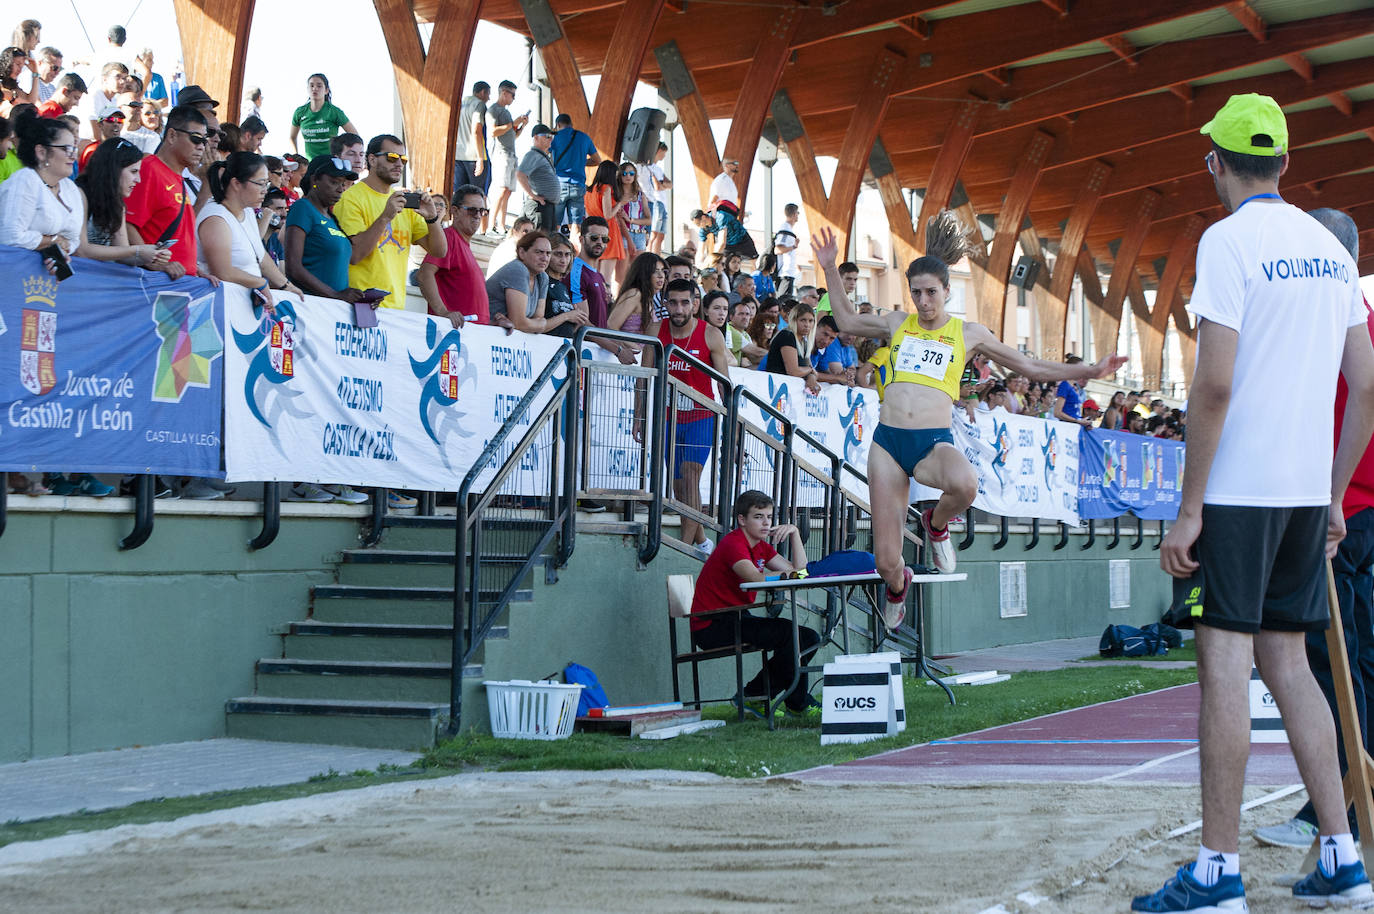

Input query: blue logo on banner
[0,250,223,476]
[991,417,1011,486]
[1041,426,1058,489]
[765,375,793,439]
[232,300,305,428]
[409,319,476,469]
[838,388,866,464]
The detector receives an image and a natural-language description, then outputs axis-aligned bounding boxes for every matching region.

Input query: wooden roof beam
[924,8,1374,142]
[914,101,983,252]
[1168,83,1193,103]
[879,0,1229,102]
[892,16,931,41]
[1328,92,1354,118]
[720,8,804,211]
[1040,0,1070,15]
[1043,161,1112,360]
[373,0,482,194]
[1095,190,1162,360]
[826,48,904,237]
[589,0,668,156]
[984,130,1055,340]
[1142,215,1205,387]
[1224,1,1266,42]
[1101,34,1138,69]
[1283,52,1314,82]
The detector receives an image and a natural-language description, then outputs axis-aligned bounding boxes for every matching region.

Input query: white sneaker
[922,508,957,574]
[288,483,333,503]
[1254,817,1319,848]
[882,566,911,629]
[696,537,715,558]
[180,478,226,500]
[323,484,368,505]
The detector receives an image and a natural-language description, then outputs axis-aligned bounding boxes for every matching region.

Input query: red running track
[794,683,1302,786]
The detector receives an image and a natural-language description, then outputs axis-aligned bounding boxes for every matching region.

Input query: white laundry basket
[483,680,584,740]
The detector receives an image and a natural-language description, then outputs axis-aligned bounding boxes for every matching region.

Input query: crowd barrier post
[1024,517,1040,551]
[117,476,156,551]
[247,482,281,551]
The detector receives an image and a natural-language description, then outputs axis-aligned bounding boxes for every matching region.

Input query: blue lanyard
[1236,192,1282,211]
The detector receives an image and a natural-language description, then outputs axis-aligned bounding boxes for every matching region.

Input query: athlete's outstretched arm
[811,228,901,339]
[964,322,1127,382]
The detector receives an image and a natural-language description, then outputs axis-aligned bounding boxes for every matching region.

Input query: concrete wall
[0,505,362,763]
[2,505,1172,760]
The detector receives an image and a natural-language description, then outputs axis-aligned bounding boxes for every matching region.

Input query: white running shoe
[882,566,912,629]
[696,537,715,559]
[323,484,369,505]
[1254,817,1319,848]
[288,483,333,503]
[922,508,957,574]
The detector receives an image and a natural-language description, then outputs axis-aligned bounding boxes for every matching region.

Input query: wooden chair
[666,573,770,721]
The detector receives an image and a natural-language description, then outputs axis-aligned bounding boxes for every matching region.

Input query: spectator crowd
[0,18,1167,504]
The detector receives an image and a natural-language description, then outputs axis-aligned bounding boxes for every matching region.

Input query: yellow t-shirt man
[334,181,430,309]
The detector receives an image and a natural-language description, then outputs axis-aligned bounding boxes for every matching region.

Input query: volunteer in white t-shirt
[707,158,739,212]
[1136,92,1374,914]
[773,202,800,297]
[644,142,670,254]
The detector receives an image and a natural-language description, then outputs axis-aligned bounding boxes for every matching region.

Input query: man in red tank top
[644,278,732,556]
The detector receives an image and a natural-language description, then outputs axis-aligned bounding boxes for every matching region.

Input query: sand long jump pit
[0,769,1315,913]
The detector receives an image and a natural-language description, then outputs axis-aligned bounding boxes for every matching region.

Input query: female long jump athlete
[812,215,1126,628]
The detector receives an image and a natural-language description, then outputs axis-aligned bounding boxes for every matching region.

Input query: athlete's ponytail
[905,209,975,287]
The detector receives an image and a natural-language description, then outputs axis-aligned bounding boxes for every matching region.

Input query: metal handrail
[573,325,667,565]
[449,341,578,736]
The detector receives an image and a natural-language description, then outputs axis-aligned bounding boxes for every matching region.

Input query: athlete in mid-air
[812,215,1126,628]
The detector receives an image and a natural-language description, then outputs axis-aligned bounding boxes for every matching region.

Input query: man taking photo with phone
[335,133,447,310]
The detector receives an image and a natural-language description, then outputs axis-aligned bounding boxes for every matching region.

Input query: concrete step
[336,549,537,588]
[375,513,554,551]
[282,621,507,663]
[254,658,480,703]
[225,696,446,750]
[310,584,530,625]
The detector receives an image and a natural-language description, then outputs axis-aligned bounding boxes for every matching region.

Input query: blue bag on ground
[564,662,610,716]
[1099,624,1168,658]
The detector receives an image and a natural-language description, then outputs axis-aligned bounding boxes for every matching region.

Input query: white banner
[915,408,1081,525]
[224,287,569,491]
[224,294,1080,522]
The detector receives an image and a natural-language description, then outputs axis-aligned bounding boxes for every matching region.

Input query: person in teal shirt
[289,74,357,161]
[284,155,360,299]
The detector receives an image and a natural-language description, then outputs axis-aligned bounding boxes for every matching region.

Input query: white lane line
[1092,746,1200,783]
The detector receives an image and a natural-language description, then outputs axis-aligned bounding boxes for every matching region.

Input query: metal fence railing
[448,341,578,735]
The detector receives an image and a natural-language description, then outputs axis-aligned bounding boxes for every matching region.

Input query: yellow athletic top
[886,314,967,401]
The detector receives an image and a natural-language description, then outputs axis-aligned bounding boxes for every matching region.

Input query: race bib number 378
[894,337,953,380]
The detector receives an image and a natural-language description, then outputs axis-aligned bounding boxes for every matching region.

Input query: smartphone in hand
[38,244,73,281]
[401,192,423,209]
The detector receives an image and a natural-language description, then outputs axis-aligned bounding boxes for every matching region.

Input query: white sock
[1320,833,1359,872]
[1191,845,1239,886]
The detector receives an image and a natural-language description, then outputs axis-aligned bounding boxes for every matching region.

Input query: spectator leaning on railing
[416,184,490,328]
[284,155,362,304]
[195,150,301,306]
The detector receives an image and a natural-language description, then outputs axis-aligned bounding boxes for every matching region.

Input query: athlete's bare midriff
[878,380,959,430]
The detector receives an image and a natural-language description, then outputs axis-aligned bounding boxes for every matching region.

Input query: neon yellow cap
[1200,93,1288,156]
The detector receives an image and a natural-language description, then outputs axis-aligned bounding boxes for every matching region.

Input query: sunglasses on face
[43,143,77,157]
[457,205,490,216]
[585,234,609,243]
[270,169,283,176]
[376,151,407,164]
[620,170,636,176]
[176,128,209,146]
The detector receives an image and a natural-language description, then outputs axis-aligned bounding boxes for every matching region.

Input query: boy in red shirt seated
[690,489,821,714]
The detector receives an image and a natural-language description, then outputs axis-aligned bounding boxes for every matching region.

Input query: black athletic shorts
[1166,504,1329,634]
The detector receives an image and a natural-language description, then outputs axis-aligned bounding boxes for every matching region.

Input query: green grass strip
[0,666,1195,849]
